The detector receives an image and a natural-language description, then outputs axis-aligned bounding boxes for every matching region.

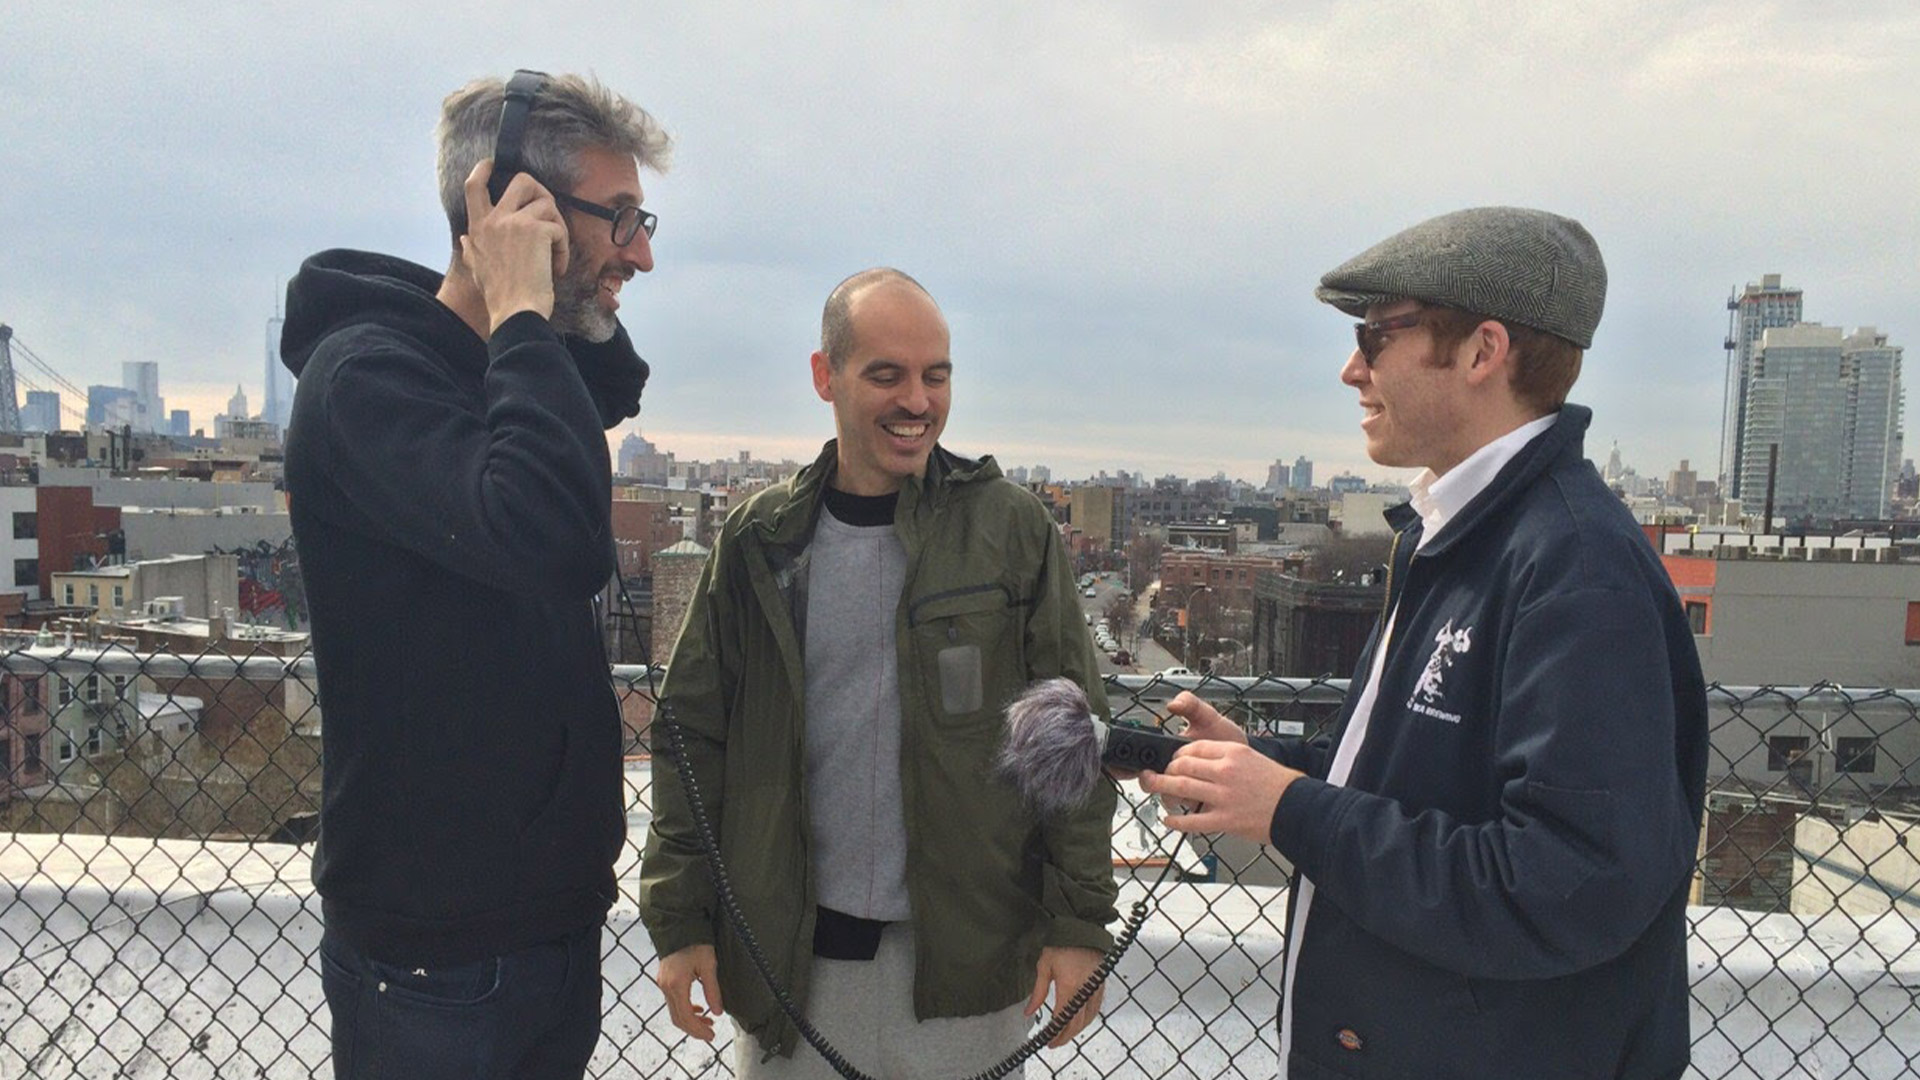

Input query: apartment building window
[56,675,101,708]
[1766,735,1811,771]
[59,738,74,763]
[1685,602,1709,635]
[24,733,41,768]
[111,585,125,609]
[24,677,41,710]
[87,584,99,607]
[110,675,130,702]
[1836,737,1878,774]
[0,736,10,776]
[85,726,101,756]
[62,583,74,605]
[13,559,36,588]
[12,512,35,540]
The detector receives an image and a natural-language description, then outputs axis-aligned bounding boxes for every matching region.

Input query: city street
[1077,573,1181,676]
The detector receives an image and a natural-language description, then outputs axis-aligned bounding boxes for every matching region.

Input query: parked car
[1157,666,1195,679]
[1111,650,1132,666]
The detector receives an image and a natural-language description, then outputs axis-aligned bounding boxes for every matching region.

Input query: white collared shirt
[1405,412,1558,552]
[1275,411,1557,1076]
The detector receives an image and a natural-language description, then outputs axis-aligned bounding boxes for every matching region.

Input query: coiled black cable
[661,709,1186,1080]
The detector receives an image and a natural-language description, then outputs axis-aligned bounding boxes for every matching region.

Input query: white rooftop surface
[0,762,1912,1078]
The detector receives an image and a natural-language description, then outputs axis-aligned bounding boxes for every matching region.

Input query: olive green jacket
[638,441,1119,1058]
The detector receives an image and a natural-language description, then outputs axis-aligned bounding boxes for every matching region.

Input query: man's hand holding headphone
[459,159,571,336]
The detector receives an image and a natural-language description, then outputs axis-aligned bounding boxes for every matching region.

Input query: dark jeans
[319,923,603,1080]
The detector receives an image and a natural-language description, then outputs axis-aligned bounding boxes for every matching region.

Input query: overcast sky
[5,1,1916,486]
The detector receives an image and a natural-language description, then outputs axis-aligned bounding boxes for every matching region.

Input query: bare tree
[1103,592,1137,648]
[1126,535,1162,594]
[1180,589,1227,670]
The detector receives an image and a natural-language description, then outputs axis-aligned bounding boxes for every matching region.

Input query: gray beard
[550,260,618,343]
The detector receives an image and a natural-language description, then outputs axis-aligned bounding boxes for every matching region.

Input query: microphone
[993,678,1192,817]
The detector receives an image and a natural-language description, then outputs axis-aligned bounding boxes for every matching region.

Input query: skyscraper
[1719,275,1803,499]
[123,360,162,433]
[87,385,137,429]
[22,391,61,433]
[1737,324,1904,524]
[1667,460,1698,503]
[265,313,293,432]
[617,429,657,476]
[1292,455,1314,490]
[1266,458,1292,491]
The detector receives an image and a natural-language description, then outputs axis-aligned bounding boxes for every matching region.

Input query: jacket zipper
[1379,528,1405,624]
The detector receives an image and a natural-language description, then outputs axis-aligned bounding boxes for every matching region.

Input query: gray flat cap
[1315,206,1607,349]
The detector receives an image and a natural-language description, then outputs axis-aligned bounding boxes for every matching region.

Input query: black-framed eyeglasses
[1353,311,1424,365]
[555,191,657,247]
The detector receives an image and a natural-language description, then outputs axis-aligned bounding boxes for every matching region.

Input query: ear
[810,350,835,403]
[1462,320,1512,389]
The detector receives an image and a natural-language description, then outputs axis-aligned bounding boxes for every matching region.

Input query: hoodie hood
[280,248,648,427]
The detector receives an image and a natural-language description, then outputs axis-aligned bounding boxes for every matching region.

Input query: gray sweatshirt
[801,508,912,920]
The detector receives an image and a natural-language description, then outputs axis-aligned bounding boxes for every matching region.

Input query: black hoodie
[281,249,646,965]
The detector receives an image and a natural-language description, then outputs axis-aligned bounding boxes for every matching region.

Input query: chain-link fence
[2,646,1916,1078]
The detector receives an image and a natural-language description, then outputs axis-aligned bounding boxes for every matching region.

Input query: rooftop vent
[142,596,185,621]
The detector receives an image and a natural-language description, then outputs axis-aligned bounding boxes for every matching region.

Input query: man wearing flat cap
[1143,207,1709,1078]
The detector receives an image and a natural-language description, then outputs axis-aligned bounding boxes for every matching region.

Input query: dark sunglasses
[1353,311,1424,365]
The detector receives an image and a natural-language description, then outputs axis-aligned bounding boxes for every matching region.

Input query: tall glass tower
[265,312,293,433]
[1719,275,1803,500]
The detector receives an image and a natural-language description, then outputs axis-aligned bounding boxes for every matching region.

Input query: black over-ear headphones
[487,69,550,204]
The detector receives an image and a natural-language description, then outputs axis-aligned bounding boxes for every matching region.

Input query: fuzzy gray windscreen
[994,677,1104,818]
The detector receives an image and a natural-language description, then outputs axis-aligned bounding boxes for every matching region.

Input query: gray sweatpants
[734,923,1029,1080]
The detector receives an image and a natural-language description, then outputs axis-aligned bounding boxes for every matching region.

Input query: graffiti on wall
[214,539,306,629]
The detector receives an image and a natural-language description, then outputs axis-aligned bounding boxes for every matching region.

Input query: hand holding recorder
[1138,692,1303,844]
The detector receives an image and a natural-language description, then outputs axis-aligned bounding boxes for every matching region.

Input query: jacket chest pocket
[908,583,1023,724]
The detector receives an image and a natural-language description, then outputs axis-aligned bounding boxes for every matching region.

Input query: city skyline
[10,307,1905,492]
[5,3,1916,484]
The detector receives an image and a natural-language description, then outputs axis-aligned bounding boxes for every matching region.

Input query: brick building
[1069,484,1129,551]
[104,614,312,743]
[0,668,52,801]
[611,500,684,578]
[34,486,121,596]
[1167,521,1236,554]
[1158,550,1294,614]
[649,540,710,666]
[1249,570,1385,679]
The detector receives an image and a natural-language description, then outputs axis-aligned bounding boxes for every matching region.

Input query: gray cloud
[3,0,1915,483]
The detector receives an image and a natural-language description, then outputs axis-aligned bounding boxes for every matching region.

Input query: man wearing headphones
[281,73,668,1078]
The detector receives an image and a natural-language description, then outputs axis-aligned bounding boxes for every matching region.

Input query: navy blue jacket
[1257,406,1707,1079]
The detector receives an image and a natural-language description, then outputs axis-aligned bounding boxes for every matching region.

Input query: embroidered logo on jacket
[1407,618,1471,724]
